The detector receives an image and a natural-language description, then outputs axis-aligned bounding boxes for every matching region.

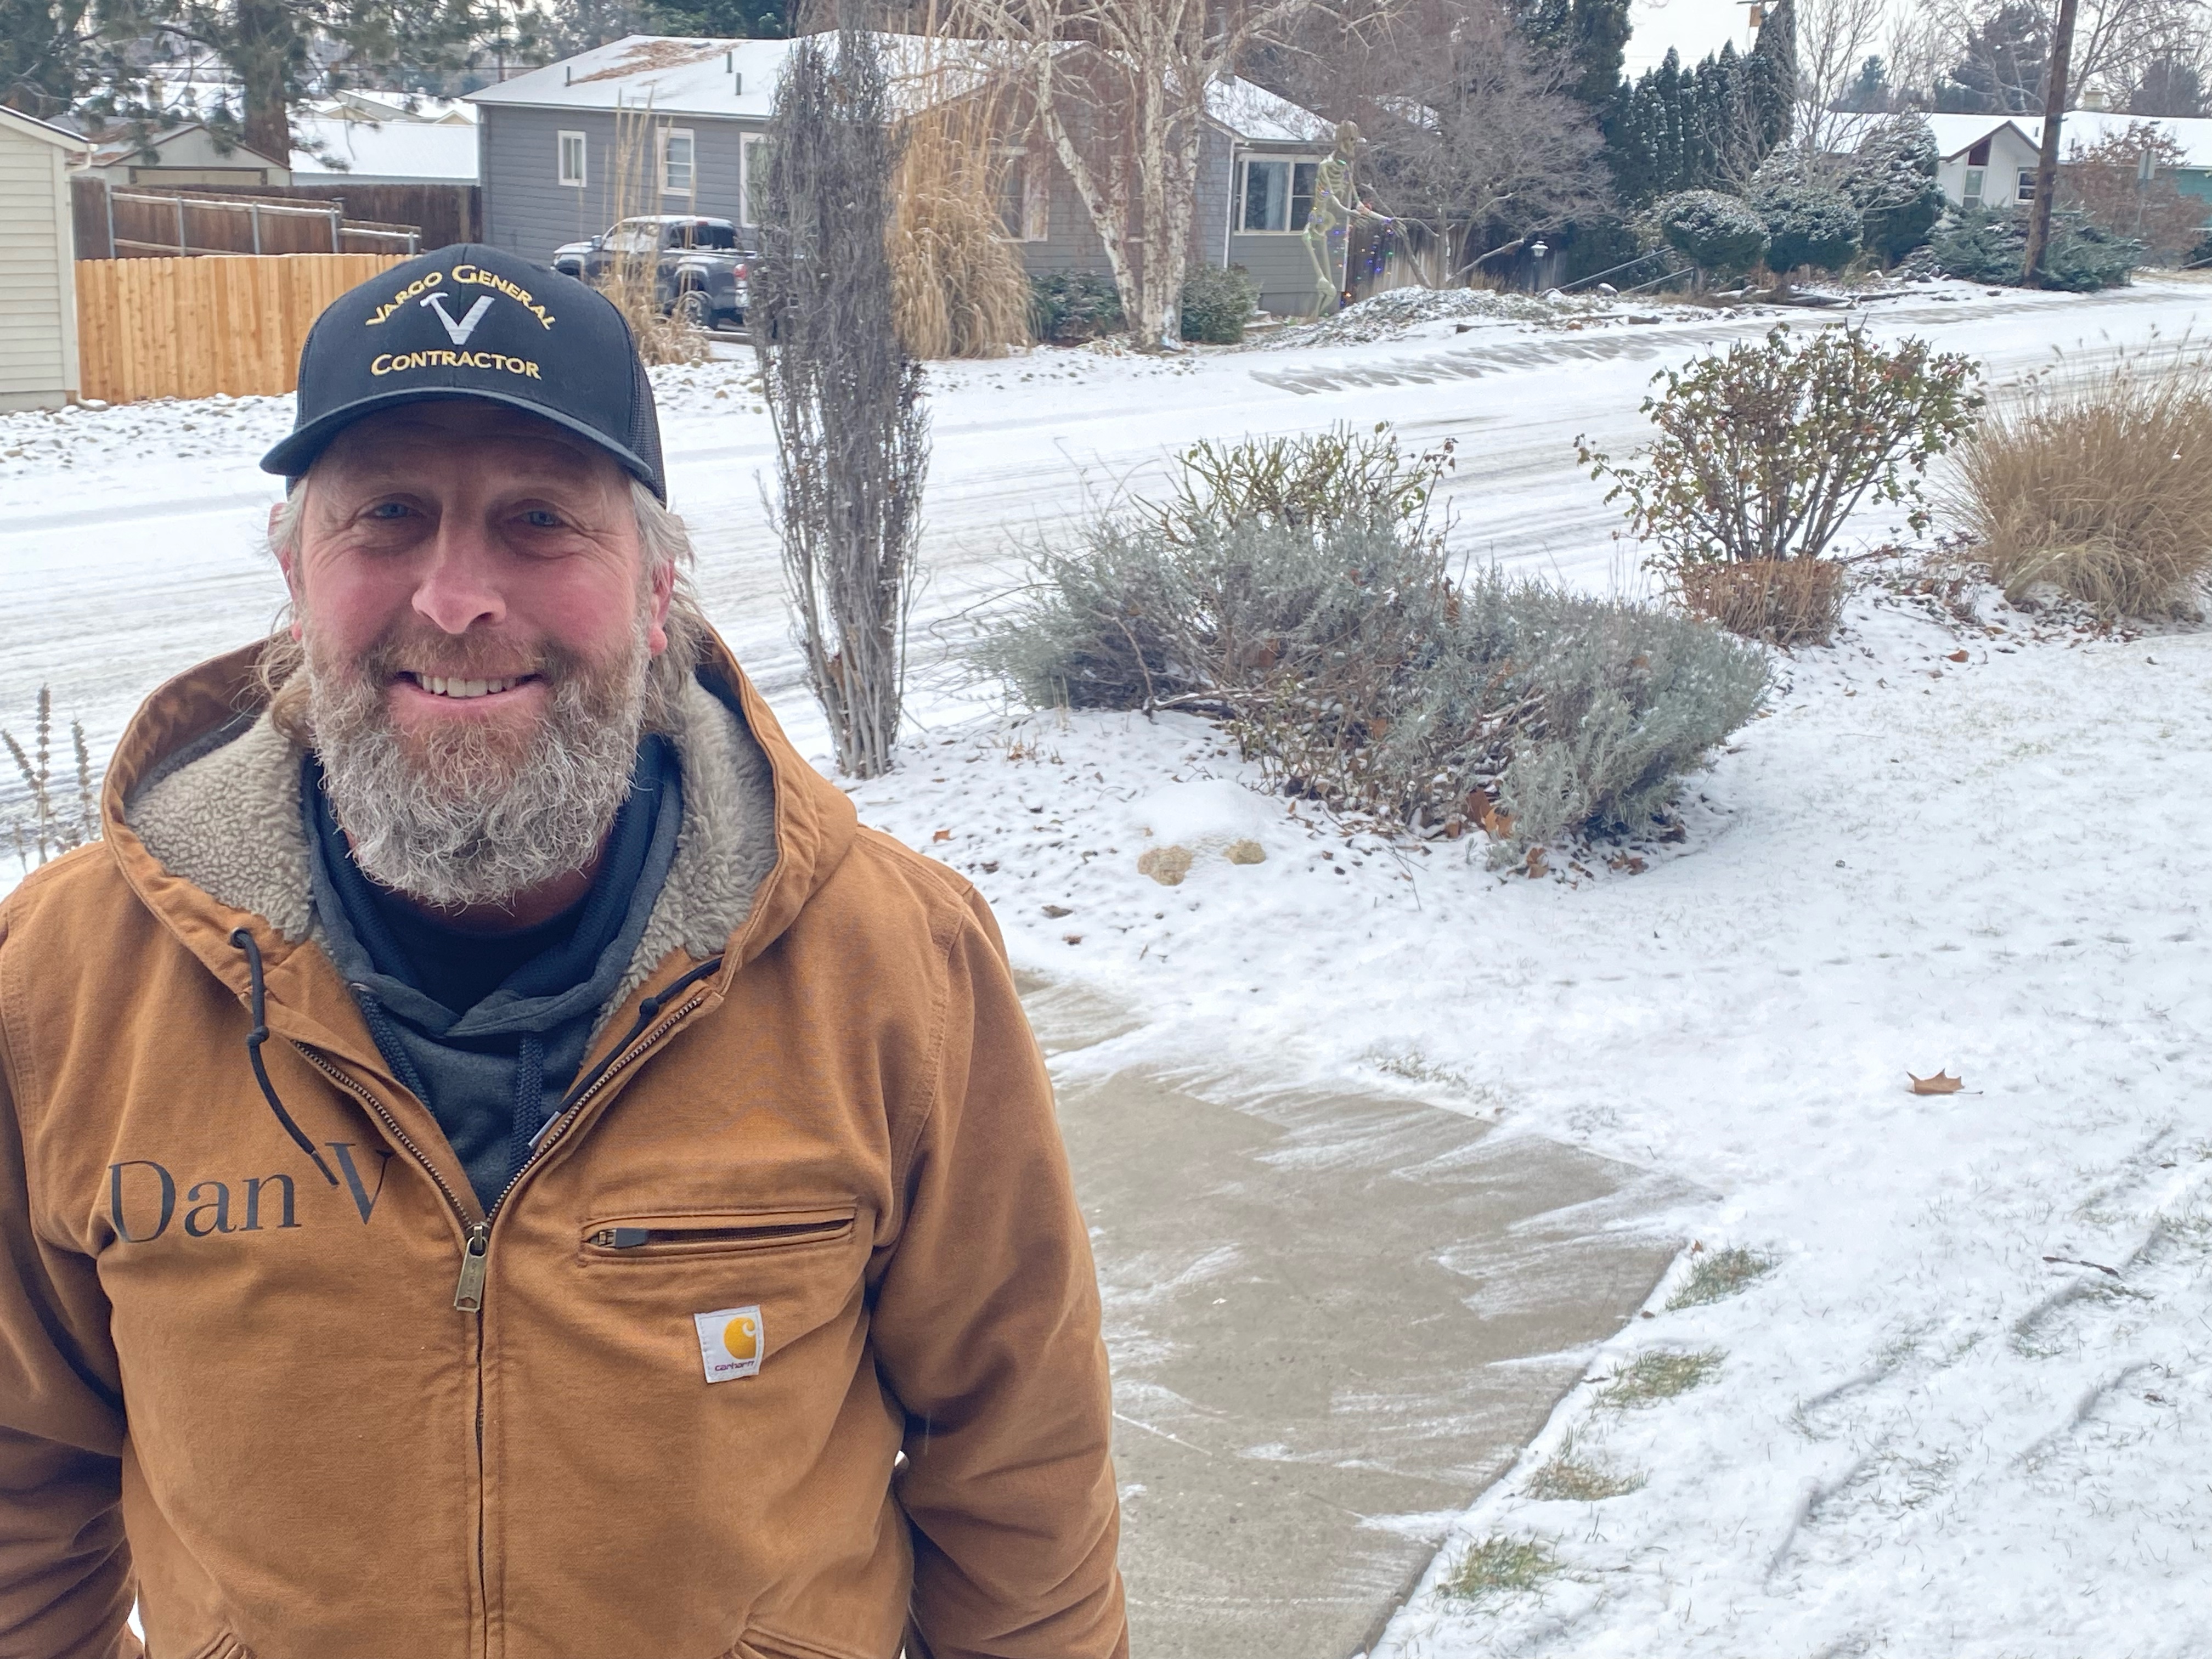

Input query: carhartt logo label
[421,292,493,345]
[695,1305,764,1383]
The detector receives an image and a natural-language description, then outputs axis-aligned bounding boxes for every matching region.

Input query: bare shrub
[755,20,931,778]
[973,511,1769,850]
[1949,343,2212,616]
[1161,421,1453,541]
[4,688,98,872]
[1582,325,1981,644]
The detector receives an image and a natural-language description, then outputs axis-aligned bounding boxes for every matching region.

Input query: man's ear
[270,497,305,640]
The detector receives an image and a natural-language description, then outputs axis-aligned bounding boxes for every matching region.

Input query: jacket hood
[100,630,859,1060]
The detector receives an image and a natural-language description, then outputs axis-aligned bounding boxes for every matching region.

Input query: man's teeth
[415,674,521,698]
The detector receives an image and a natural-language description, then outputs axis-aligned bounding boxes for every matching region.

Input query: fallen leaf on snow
[1042,905,1073,918]
[1947,649,1970,663]
[1523,847,1550,878]
[931,829,952,843]
[1062,933,1084,946]
[1908,1070,1965,1095]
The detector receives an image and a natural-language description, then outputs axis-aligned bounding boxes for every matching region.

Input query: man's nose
[411,517,507,635]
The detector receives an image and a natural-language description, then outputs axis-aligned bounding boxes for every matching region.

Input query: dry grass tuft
[4,686,97,871]
[1676,558,1845,645]
[1437,1536,1560,1603]
[887,44,1031,359]
[1667,1245,1776,1310]
[599,101,712,368]
[1950,345,2212,616]
[1525,1432,1645,1501]
[1601,1347,1725,1408]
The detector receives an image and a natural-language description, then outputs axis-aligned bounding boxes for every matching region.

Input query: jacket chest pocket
[579,1206,856,1262]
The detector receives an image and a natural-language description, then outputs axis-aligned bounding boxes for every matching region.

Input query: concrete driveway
[1020,976,1695,1656]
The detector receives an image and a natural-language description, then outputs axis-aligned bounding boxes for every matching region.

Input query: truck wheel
[674,290,712,328]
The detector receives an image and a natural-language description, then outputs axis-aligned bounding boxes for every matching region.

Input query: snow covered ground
[4,276,2209,1655]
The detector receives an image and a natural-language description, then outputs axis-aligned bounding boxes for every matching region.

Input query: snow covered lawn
[5,276,2210,1653]
[850,565,2212,1657]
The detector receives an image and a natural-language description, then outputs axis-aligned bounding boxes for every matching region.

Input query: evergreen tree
[1933,2,2045,114]
[2129,57,2207,117]
[1744,0,1792,153]
[1841,54,1890,113]
[1519,0,1630,109]
[650,0,787,38]
[1,0,87,116]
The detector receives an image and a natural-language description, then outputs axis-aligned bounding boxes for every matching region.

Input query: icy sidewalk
[851,573,2212,1659]
[1022,975,1691,1655]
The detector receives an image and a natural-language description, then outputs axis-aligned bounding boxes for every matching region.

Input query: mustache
[350,633,582,685]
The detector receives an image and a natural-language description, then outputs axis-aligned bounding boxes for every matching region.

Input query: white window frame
[995,148,1049,242]
[557,129,586,188]
[739,133,766,225]
[1962,166,1985,207]
[1237,156,1321,235]
[661,126,696,196]
[2016,166,2038,202]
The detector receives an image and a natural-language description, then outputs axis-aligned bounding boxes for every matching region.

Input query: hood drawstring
[230,928,341,1188]
[532,955,725,1152]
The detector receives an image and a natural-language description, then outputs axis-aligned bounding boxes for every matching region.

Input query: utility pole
[2020,0,2081,284]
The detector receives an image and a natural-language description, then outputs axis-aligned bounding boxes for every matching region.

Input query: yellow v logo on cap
[421,292,493,346]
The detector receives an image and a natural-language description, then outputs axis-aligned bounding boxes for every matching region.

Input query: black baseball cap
[259,242,667,501]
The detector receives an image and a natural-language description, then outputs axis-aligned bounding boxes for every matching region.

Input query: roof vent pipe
[734,72,743,93]
[724,50,732,70]
[565,64,572,85]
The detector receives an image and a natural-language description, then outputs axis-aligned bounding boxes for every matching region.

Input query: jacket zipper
[293,978,715,1305]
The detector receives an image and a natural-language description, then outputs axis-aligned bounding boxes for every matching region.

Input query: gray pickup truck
[551,215,755,330]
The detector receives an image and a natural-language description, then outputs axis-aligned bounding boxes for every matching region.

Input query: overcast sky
[1623,0,1861,74]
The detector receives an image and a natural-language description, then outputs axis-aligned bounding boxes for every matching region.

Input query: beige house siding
[0,113,85,413]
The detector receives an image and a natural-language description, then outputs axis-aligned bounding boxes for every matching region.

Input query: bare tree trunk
[2023,0,2083,283]
[753,19,930,778]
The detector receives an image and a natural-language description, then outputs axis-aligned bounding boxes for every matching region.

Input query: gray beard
[303,617,651,910]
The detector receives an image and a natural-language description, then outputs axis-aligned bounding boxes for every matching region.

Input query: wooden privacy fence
[76,253,405,404]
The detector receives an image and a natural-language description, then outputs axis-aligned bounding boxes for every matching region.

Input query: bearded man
[0,245,1126,1659]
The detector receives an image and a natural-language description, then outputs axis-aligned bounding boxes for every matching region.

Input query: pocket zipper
[585,1216,853,1252]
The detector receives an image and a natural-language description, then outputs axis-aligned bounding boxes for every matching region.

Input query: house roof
[469,32,1329,143]
[0,105,94,153]
[83,122,287,171]
[290,115,478,181]
[1206,77,1334,145]
[1823,110,2212,169]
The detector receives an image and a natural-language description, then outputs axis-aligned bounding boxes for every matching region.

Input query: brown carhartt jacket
[0,639,1126,1659]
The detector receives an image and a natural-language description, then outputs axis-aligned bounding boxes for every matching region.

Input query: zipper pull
[590,1227,651,1249]
[454,1222,490,1312]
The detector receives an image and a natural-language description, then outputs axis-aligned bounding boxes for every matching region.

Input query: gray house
[469,33,1341,318]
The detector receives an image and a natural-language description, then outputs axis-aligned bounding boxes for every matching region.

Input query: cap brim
[259,387,665,501]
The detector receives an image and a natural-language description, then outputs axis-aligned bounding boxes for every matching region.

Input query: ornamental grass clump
[975,426,1769,852]
[1949,344,2212,616]
[1581,325,1982,645]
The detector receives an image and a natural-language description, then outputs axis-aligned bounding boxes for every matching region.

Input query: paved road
[1022,975,1697,1657]
[4,281,2202,817]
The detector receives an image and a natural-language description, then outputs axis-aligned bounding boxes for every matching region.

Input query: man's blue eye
[523,510,563,528]
[369,503,409,520]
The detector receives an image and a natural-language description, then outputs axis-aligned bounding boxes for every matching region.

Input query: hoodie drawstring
[230,929,341,1188]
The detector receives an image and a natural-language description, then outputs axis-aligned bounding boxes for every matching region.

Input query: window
[2016,167,2038,201]
[997,150,1049,241]
[557,129,586,188]
[1238,157,1320,233]
[662,127,695,195]
[606,220,657,255]
[1966,137,1992,167]
[1962,166,1985,207]
[740,134,766,224]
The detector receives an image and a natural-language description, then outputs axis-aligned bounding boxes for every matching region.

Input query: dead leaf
[1062,933,1083,946]
[1946,649,1969,663]
[1523,846,1549,878]
[931,829,952,843]
[1908,1069,1965,1095]
[1042,905,1073,918]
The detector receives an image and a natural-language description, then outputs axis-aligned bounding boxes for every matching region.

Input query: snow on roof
[2024,110,2212,169]
[469,35,811,120]
[1822,109,2212,168]
[470,32,1328,139]
[290,115,478,182]
[83,122,287,171]
[1206,77,1333,145]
